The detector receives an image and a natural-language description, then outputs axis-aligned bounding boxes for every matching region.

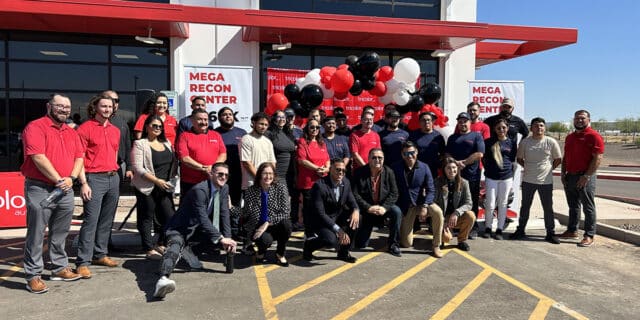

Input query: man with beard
[484,98,528,151]
[214,106,247,207]
[322,116,351,168]
[379,109,409,166]
[102,90,132,181]
[409,111,445,179]
[75,94,121,278]
[466,102,490,139]
[445,112,485,239]
[558,110,604,247]
[375,104,408,130]
[176,96,214,140]
[176,108,227,196]
[240,112,277,191]
[21,93,84,293]
[350,111,381,170]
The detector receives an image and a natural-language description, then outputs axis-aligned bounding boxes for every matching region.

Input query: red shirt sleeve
[22,122,46,156]
[176,131,189,159]
[133,114,148,132]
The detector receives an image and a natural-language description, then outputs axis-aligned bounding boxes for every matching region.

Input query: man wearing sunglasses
[353,149,402,257]
[303,159,360,263]
[392,141,444,258]
[154,162,237,299]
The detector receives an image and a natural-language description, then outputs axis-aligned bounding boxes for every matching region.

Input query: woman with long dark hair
[133,93,178,146]
[482,118,517,240]
[296,119,330,229]
[242,162,291,266]
[130,115,177,259]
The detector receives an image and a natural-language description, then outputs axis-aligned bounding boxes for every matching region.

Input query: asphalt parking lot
[1,226,638,320]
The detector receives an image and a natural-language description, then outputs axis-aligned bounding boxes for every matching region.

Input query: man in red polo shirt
[75,93,121,278]
[559,109,604,247]
[350,111,381,170]
[176,108,227,195]
[21,93,85,293]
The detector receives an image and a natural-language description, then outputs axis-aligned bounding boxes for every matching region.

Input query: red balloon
[330,69,355,93]
[337,64,349,70]
[334,91,349,100]
[320,66,337,79]
[377,66,394,82]
[266,93,288,115]
[369,81,387,97]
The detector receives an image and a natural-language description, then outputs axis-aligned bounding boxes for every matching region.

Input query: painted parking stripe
[430,268,493,319]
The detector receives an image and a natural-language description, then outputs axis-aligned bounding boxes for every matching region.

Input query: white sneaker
[153,276,175,299]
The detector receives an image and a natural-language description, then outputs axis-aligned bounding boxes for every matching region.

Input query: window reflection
[261,0,440,19]
[9,41,107,62]
[112,46,168,65]
[10,63,109,91]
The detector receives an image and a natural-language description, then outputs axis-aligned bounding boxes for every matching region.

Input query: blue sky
[476,0,640,122]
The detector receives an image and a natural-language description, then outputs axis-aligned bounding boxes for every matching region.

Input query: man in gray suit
[154,162,237,299]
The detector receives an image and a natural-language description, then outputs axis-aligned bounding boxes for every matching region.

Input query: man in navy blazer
[352,148,403,257]
[153,163,237,299]
[303,159,360,263]
[392,141,444,258]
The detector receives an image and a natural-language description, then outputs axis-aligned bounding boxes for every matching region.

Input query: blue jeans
[355,204,402,249]
[519,182,555,233]
[564,174,597,237]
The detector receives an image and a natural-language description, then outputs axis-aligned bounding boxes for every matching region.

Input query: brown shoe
[26,276,49,294]
[557,230,579,239]
[76,266,92,279]
[432,246,443,258]
[92,256,119,267]
[578,236,594,247]
[51,267,81,282]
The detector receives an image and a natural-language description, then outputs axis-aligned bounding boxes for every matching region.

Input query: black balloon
[345,55,359,67]
[407,94,425,112]
[357,51,381,76]
[349,79,363,96]
[288,100,306,118]
[284,84,301,101]
[419,82,442,104]
[396,104,410,114]
[299,84,324,109]
[361,78,376,90]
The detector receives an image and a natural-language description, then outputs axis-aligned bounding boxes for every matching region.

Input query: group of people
[21,91,604,299]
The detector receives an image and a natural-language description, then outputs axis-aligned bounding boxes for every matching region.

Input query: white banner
[468,80,525,121]
[184,65,253,131]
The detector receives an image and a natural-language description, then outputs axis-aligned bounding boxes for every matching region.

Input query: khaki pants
[400,204,443,248]
[446,211,476,242]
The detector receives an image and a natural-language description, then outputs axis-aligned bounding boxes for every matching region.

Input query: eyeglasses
[275,116,286,120]
[334,168,346,173]
[402,151,416,157]
[151,124,163,130]
[51,104,71,110]
[371,156,384,161]
[215,172,229,178]
[308,126,320,130]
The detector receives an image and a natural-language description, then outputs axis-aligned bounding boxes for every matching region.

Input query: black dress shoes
[337,254,357,263]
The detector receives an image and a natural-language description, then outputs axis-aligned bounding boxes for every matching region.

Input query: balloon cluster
[266,52,447,127]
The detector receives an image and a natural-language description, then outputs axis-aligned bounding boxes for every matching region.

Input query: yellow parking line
[0,263,23,281]
[255,265,279,320]
[430,268,492,320]
[273,251,382,305]
[332,251,448,320]
[455,250,587,319]
[529,299,554,320]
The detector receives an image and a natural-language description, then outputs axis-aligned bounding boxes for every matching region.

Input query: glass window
[314,48,390,69]
[260,0,312,11]
[260,0,440,19]
[112,46,168,65]
[393,0,440,19]
[10,62,108,91]
[9,41,108,62]
[0,63,5,88]
[112,66,168,92]
[314,0,391,17]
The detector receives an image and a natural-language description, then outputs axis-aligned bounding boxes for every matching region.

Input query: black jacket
[352,165,399,213]
[308,175,359,229]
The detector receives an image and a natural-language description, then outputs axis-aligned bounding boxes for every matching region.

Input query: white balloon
[309,68,321,76]
[320,85,334,99]
[393,58,420,84]
[434,125,454,141]
[378,93,394,105]
[385,79,403,94]
[393,89,411,106]
[304,72,321,86]
[407,81,417,93]
[295,77,306,88]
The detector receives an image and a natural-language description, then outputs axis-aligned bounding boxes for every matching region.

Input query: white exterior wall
[440,0,477,122]
[170,0,260,117]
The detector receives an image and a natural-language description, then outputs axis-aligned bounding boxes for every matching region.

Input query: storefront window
[261,0,440,19]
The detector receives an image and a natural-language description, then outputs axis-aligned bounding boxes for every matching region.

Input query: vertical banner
[469,80,525,216]
[468,80,525,120]
[0,172,27,228]
[184,65,253,132]
[267,68,385,127]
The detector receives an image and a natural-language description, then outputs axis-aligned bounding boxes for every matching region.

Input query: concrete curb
[596,194,640,206]
[554,212,640,246]
[552,171,640,182]
[609,164,640,168]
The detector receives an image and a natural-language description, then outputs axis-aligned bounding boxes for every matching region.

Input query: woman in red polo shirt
[296,119,330,228]
[133,93,178,146]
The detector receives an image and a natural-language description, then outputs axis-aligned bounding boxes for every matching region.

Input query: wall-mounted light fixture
[431,49,453,58]
[272,34,291,51]
[135,27,164,45]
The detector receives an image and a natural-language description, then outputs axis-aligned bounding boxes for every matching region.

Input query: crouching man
[154,163,237,299]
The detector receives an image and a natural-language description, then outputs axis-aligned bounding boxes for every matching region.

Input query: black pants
[159,230,212,276]
[135,188,175,251]
[300,189,312,228]
[469,179,481,229]
[253,219,292,256]
[305,213,356,257]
